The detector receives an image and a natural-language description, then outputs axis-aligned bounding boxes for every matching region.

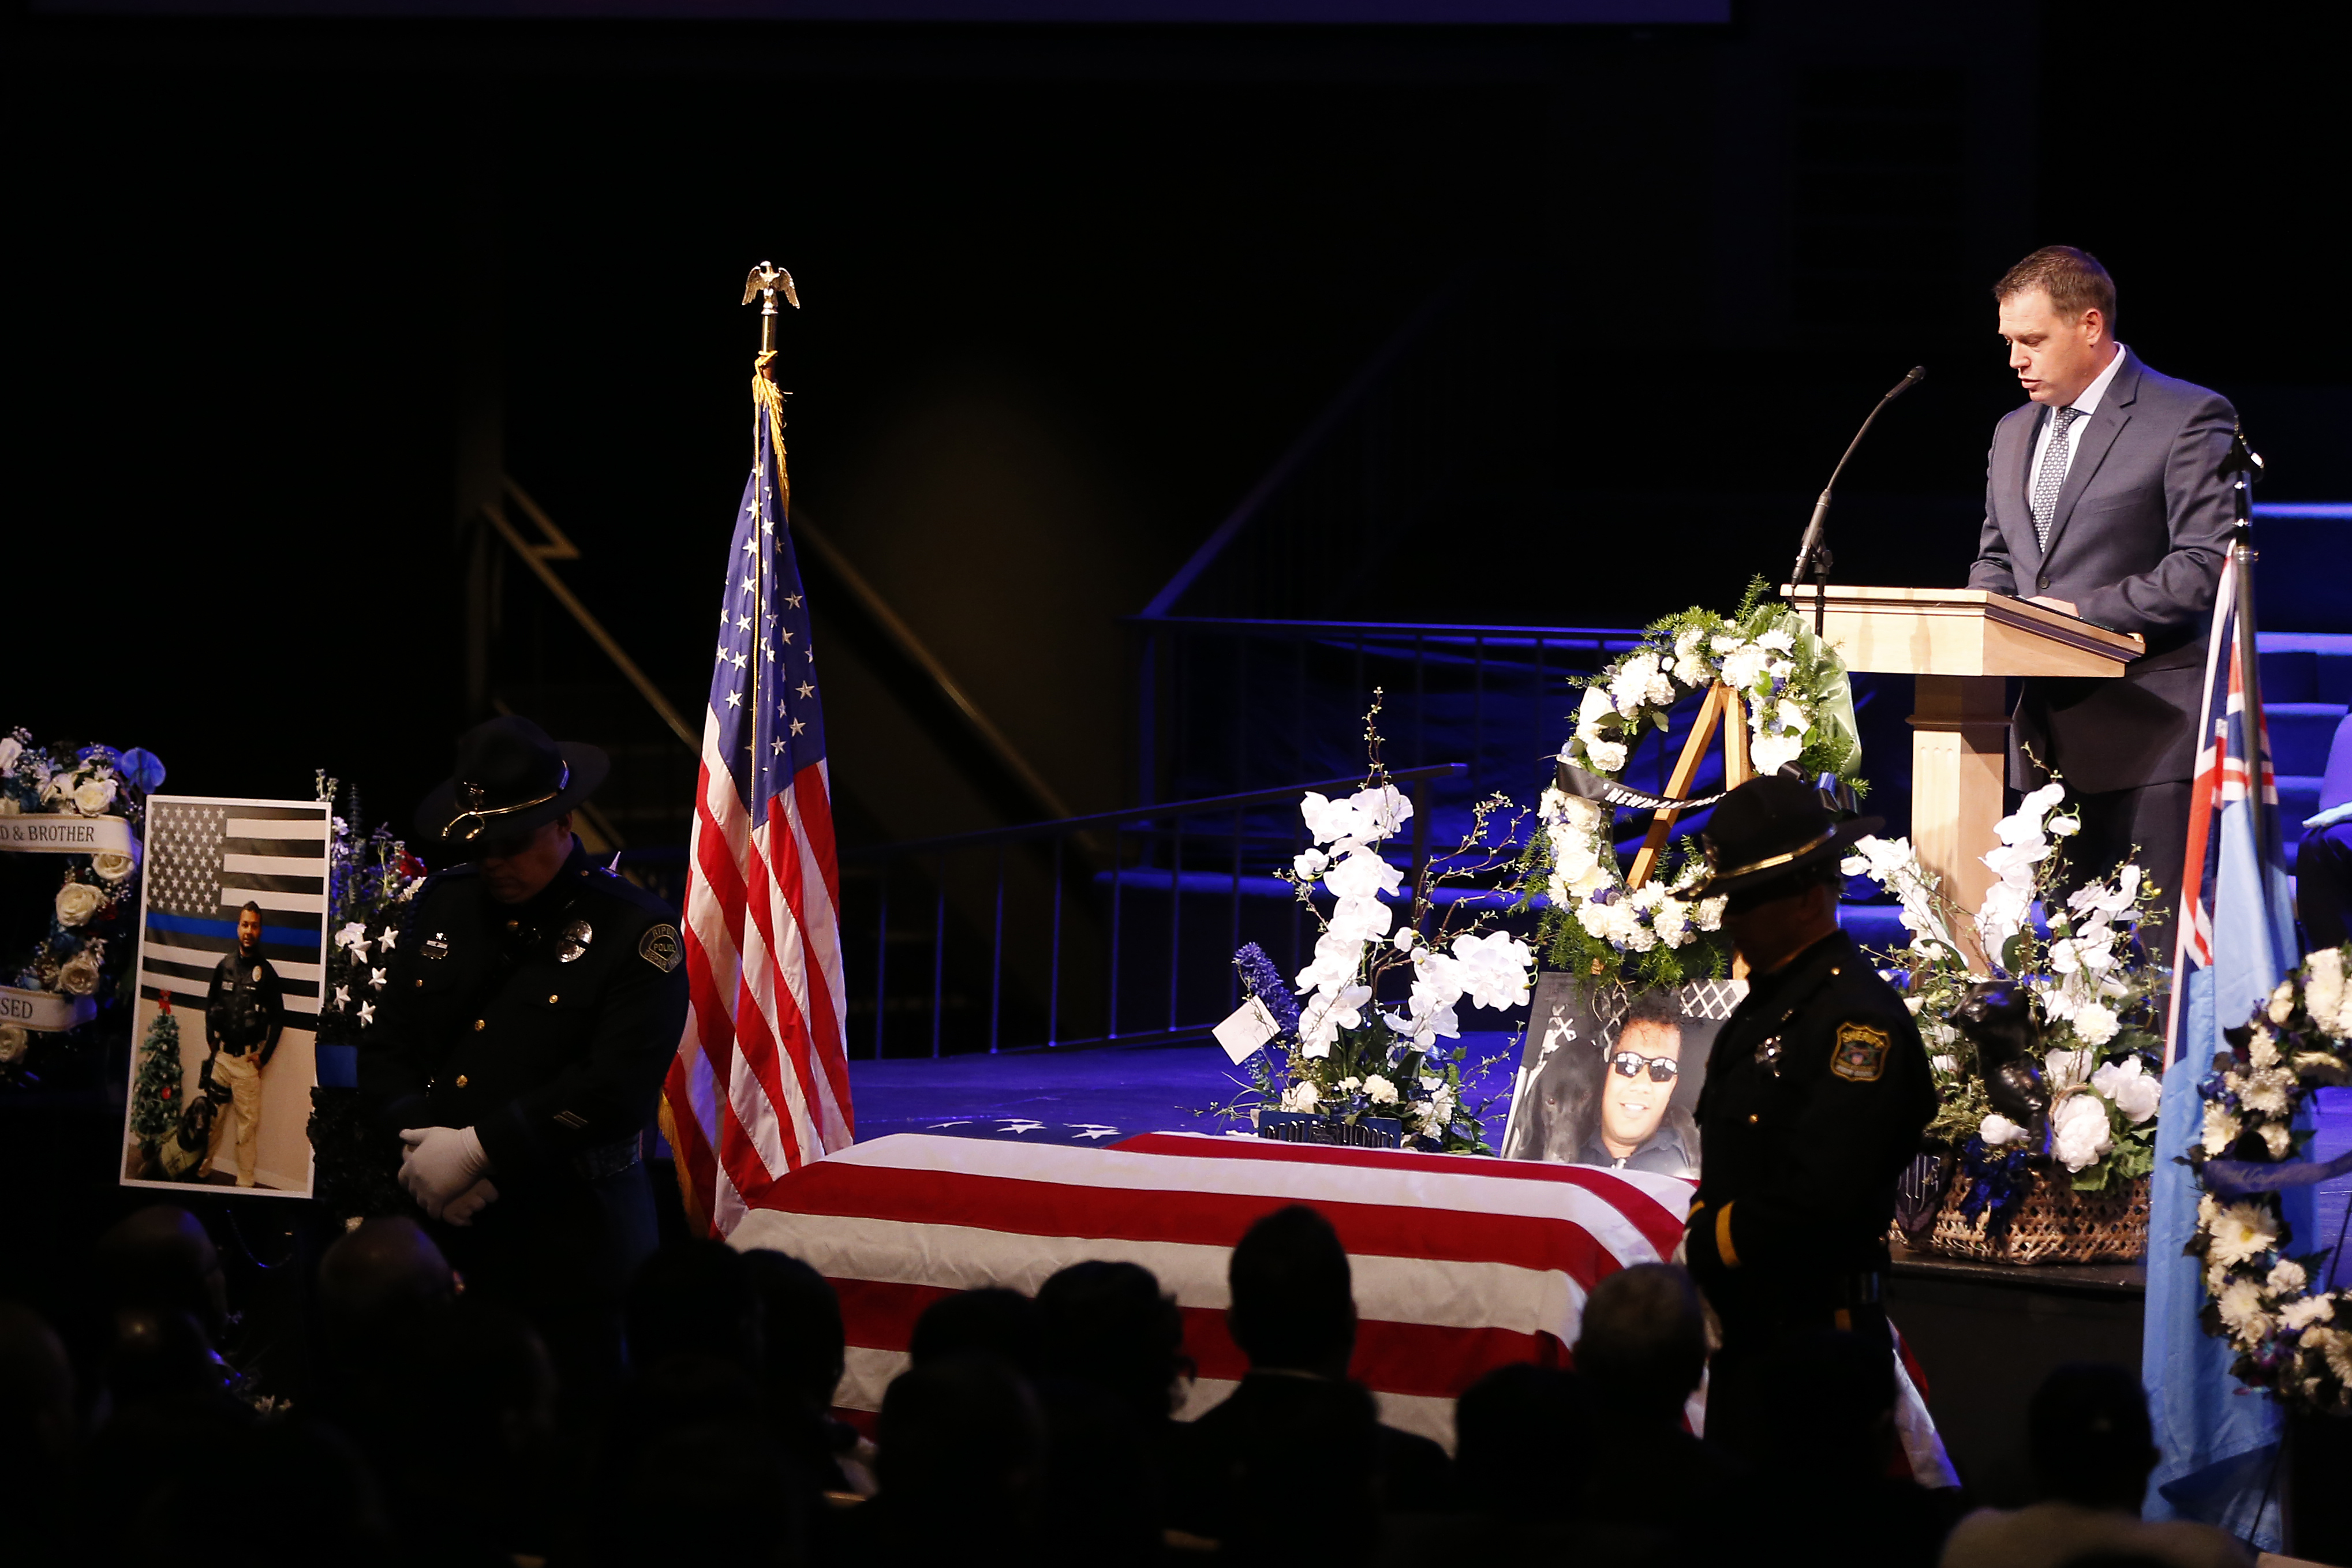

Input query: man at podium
[1967,245,2238,953]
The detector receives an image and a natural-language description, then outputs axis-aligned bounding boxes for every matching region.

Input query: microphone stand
[1790,365,1925,635]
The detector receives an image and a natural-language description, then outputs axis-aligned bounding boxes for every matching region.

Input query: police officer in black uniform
[1679,774,1936,1465]
[201,900,285,1186]
[362,716,689,1394]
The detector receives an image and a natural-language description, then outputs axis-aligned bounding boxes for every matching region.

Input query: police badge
[558,919,593,963]
[639,924,682,974]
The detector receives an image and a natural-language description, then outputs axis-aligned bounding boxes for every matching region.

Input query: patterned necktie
[2031,405,2084,549]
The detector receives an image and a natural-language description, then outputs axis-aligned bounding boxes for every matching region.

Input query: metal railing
[839,763,1468,1058]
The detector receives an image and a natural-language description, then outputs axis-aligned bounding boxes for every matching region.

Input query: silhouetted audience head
[0,1300,77,1469]
[742,1249,846,1411]
[2029,1363,2159,1511]
[105,1306,234,1409]
[615,1419,809,1568]
[910,1286,1043,1379]
[1575,1263,1706,1425]
[877,1356,1046,1537]
[1034,1260,1185,1425]
[318,1217,455,1349]
[627,1238,761,1375]
[92,1206,227,1342]
[1453,1363,1595,1520]
[1227,1204,1354,1378]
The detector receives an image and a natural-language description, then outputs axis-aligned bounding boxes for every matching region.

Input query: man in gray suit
[1968,246,2236,957]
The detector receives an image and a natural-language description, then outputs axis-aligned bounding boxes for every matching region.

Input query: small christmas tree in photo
[129,994,184,1170]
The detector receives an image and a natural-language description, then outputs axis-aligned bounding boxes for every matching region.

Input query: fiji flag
[663,355,855,1239]
[2142,547,2311,1547]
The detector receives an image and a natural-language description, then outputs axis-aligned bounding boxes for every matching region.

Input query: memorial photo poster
[1498,975,1746,1175]
[119,796,329,1198]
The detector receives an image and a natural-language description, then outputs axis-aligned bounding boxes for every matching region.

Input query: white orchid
[1349,784,1414,837]
[1322,847,1404,903]
[1296,983,1373,1058]
[1299,791,1370,847]
[1294,930,1364,995]
[1292,847,1330,880]
[1325,895,1394,944]
[1450,929,1533,1011]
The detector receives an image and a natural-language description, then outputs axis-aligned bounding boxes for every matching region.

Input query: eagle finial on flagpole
[742,261,800,357]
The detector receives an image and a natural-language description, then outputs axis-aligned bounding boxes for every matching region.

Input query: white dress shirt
[2028,342,2129,491]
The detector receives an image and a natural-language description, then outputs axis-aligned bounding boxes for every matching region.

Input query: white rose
[2050,1094,2113,1172]
[1748,731,1805,775]
[0,1025,27,1064]
[1575,684,1614,742]
[54,881,105,927]
[2044,1048,2093,1093]
[0,737,21,774]
[73,776,119,815]
[1279,1081,1320,1114]
[1363,1074,1399,1105]
[1584,739,1628,774]
[90,850,137,884]
[57,951,102,997]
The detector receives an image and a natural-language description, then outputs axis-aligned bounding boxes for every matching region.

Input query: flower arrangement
[1216,694,1536,1155]
[306,772,429,1223]
[1530,579,1863,991]
[1,731,164,1086]
[1845,781,2167,1232]
[2185,946,2352,1414]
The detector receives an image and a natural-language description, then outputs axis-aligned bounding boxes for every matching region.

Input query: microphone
[1789,365,1926,594]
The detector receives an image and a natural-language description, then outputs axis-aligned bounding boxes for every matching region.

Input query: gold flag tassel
[753,351,792,517]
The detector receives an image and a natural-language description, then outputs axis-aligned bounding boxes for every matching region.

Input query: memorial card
[119,796,330,1197]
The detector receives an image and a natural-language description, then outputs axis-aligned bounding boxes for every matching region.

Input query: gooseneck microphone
[1789,365,1927,611]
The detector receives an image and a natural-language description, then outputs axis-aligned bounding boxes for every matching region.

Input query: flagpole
[741,261,799,795]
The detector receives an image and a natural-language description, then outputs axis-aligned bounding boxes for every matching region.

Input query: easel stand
[1626,682,1753,890]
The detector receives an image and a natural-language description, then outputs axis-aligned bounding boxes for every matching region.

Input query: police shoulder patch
[638,923,683,974]
[1830,1020,1890,1083]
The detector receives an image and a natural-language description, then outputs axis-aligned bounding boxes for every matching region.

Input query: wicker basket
[1899,1172,2150,1266]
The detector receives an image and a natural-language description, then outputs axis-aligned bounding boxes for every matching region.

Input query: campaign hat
[415,715,609,848]
[1689,773,1881,899]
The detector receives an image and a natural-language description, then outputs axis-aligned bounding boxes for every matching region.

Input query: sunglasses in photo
[1608,1050,1681,1083]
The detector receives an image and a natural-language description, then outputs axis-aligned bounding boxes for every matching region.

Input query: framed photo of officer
[1497,975,1744,1176]
[118,796,331,1197]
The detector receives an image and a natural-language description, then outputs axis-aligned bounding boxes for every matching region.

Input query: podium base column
[1908,674,2009,969]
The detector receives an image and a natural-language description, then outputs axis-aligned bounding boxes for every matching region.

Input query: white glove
[398,1125,489,1219]
[441,1177,501,1228]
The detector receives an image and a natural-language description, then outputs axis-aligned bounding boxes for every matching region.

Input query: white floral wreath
[2188,945,2352,1414]
[1537,593,1860,982]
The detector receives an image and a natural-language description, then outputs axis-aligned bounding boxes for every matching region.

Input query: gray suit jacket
[1966,351,2237,794]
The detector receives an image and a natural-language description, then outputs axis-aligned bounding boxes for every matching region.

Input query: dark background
[10,0,2348,851]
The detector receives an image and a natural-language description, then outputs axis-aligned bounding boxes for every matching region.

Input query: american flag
[730,1129,1951,1480]
[665,380,854,1238]
[136,796,331,1025]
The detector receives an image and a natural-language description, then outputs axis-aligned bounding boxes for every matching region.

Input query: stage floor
[847,1032,1524,1143]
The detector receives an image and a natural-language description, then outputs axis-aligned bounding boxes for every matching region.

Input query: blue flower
[119,749,167,792]
[1232,942,1300,1035]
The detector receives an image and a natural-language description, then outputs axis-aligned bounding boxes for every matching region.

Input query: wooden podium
[1783,586,2145,953]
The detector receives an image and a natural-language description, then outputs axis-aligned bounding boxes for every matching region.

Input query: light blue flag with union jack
[2142,548,2310,1547]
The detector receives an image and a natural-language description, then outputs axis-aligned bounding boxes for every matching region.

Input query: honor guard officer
[361,716,689,1394]
[201,900,285,1187]
[1678,775,1936,1465]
